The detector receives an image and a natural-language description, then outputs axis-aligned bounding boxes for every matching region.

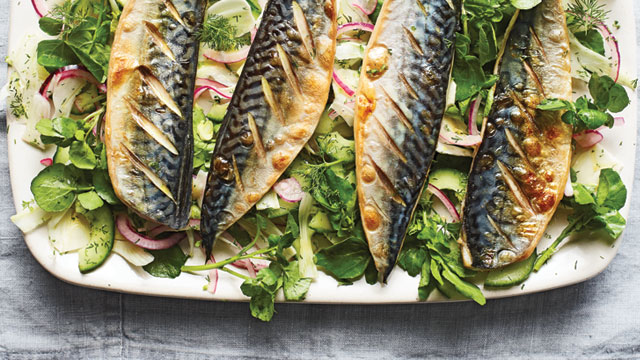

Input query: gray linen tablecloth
[1,2,639,359]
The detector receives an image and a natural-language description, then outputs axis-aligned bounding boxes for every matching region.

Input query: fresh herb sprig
[538,74,630,133]
[567,0,610,33]
[198,14,251,52]
[534,168,627,271]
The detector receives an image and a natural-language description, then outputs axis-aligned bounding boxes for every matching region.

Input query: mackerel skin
[460,0,572,270]
[106,0,205,228]
[354,0,460,280]
[201,0,337,254]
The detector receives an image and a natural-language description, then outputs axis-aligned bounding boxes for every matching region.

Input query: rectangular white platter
[6,0,638,304]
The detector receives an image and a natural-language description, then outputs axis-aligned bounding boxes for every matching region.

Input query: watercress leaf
[574,29,605,56]
[577,108,613,129]
[538,99,574,111]
[510,0,541,10]
[77,190,104,211]
[143,246,188,279]
[37,40,80,71]
[52,117,79,139]
[441,266,486,305]
[397,246,427,277]
[248,288,275,322]
[430,258,443,285]
[283,261,311,301]
[607,83,630,113]
[364,259,378,285]
[596,168,627,210]
[593,211,626,239]
[30,163,79,212]
[417,257,434,301]
[69,140,97,170]
[93,169,120,204]
[39,17,64,36]
[589,74,614,110]
[314,237,371,280]
[573,183,596,205]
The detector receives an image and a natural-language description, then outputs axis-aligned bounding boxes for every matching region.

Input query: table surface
[1,2,640,359]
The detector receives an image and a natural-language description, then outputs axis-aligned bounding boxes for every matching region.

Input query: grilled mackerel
[354,0,460,280]
[106,0,205,228]
[201,0,337,254]
[460,0,572,270]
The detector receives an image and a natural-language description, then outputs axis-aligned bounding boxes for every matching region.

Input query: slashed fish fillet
[106,0,205,228]
[459,0,572,270]
[201,0,337,254]
[354,0,460,280]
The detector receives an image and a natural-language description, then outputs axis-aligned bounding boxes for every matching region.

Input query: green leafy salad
[6,0,634,321]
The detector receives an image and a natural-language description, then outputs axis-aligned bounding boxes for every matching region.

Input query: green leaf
[537,99,574,111]
[30,164,80,212]
[39,17,64,36]
[282,261,311,301]
[364,260,378,285]
[577,109,613,130]
[315,237,371,281]
[573,183,596,205]
[69,140,97,170]
[596,168,627,210]
[588,74,630,113]
[417,256,435,301]
[607,83,630,113]
[77,190,104,211]
[593,211,626,239]
[574,30,605,56]
[247,288,275,322]
[92,170,120,205]
[37,40,80,71]
[143,246,188,279]
[397,246,427,277]
[509,0,541,10]
[441,266,486,305]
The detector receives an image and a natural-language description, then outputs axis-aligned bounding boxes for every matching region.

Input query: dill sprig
[567,0,610,32]
[198,14,251,52]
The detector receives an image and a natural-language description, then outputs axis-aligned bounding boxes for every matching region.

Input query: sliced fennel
[569,32,634,89]
[11,204,52,233]
[112,239,154,267]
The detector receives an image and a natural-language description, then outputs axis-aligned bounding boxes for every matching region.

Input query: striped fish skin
[354,0,460,280]
[460,0,572,270]
[201,0,337,254]
[106,0,204,228]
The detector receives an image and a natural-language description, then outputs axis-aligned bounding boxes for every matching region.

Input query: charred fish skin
[460,0,572,270]
[106,0,204,229]
[201,0,337,254]
[354,0,460,281]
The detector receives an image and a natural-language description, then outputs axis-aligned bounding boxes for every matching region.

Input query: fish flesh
[354,0,460,280]
[105,0,205,228]
[459,0,572,270]
[201,0,337,254]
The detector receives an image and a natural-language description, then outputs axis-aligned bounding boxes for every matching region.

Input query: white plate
[6,0,638,303]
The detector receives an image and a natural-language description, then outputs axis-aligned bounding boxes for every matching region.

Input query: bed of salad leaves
[6,0,635,322]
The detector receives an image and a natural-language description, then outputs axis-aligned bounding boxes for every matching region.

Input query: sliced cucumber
[207,103,229,123]
[78,205,115,273]
[428,168,467,193]
[309,211,333,233]
[53,146,70,164]
[245,0,262,18]
[484,249,537,288]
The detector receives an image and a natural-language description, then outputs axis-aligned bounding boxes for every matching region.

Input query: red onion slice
[31,0,47,17]
[352,0,376,15]
[194,85,233,101]
[439,129,482,147]
[207,254,219,294]
[273,178,304,203]
[337,22,375,38]
[147,219,201,238]
[116,215,184,250]
[195,77,230,89]
[39,65,104,100]
[468,94,481,136]
[573,130,603,148]
[332,71,355,97]
[40,158,53,166]
[427,184,460,222]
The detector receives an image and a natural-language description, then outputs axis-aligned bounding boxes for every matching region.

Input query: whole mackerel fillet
[354,0,460,281]
[106,0,206,228]
[201,0,338,256]
[460,0,572,270]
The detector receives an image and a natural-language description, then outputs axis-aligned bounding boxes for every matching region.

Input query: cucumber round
[78,205,115,273]
[428,168,467,193]
[484,249,537,288]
